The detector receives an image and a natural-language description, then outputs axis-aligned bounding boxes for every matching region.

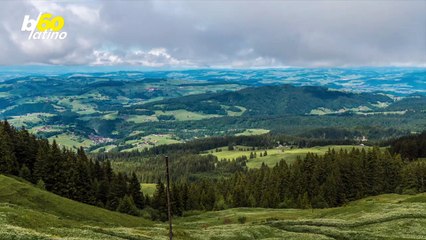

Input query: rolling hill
[0,174,157,240]
[0,70,424,152]
[139,84,395,116]
[1,174,426,239]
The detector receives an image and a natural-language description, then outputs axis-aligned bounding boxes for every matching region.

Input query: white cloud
[0,0,424,67]
[91,48,193,67]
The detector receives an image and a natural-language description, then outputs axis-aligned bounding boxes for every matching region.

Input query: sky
[0,0,425,68]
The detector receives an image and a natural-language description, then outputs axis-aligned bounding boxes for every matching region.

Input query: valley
[0,68,424,153]
[0,68,425,240]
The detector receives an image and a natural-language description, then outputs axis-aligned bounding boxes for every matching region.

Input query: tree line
[150,147,426,221]
[389,131,426,160]
[0,121,144,216]
[98,153,248,183]
[1,119,425,220]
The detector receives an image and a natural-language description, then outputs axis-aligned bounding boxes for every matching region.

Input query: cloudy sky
[0,0,425,68]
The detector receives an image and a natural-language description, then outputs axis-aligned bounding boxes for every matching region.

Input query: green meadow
[1,174,425,240]
[206,145,372,168]
[141,183,157,196]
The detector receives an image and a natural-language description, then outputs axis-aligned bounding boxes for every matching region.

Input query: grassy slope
[205,145,371,168]
[0,175,160,240]
[176,194,426,240]
[1,174,426,239]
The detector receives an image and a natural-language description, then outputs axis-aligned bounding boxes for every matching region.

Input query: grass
[175,193,426,240]
[1,174,425,239]
[29,125,64,134]
[49,133,94,149]
[102,111,119,120]
[235,128,270,136]
[155,110,220,121]
[141,183,157,196]
[205,145,372,168]
[7,113,55,128]
[57,97,98,115]
[123,134,181,151]
[126,115,158,123]
[0,175,155,239]
[223,105,247,117]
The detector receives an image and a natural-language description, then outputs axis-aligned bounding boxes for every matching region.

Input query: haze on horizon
[0,0,425,68]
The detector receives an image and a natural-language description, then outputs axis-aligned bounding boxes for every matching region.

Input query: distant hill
[1,72,423,151]
[386,95,426,112]
[141,84,394,116]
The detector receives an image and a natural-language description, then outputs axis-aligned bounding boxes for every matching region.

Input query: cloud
[0,0,424,67]
[92,48,193,67]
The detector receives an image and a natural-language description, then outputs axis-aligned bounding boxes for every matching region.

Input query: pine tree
[299,192,312,209]
[74,151,95,204]
[116,195,139,216]
[0,126,18,174]
[107,173,128,210]
[171,184,183,216]
[19,164,31,181]
[152,179,168,221]
[129,172,145,209]
[33,139,50,183]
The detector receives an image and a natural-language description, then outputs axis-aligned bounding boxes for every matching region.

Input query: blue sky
[0,0,425,67]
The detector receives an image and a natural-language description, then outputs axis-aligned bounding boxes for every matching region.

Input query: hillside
[176,194,426,240]
[1,174,426,239]
[1,70,424,152]
[140,84,393,116]
[0,174,157,239]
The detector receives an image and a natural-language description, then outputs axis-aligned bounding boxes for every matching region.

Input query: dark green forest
[0,121,144,215]
[149,145,426,220]
[2,119,425,220]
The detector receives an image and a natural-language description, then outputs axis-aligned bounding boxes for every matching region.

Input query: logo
[21,13,67,40]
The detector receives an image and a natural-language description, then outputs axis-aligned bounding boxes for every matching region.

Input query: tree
[19,164,31,181]
[152,180,168,221]
[0,126,18,174]
[299,192,311,209]
[107,173,128,210]
[129,173,145,209]
[117,195,139,216]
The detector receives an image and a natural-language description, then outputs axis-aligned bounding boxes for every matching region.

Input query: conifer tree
[0,125,18,174]
[117,195,139,216]
[129,172,145,209]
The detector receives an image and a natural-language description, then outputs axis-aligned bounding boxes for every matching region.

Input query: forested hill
[0,121,145,216]
[137,84,395,116]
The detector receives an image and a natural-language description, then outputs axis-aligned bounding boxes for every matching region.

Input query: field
[123,134,182,152]
[205,145,372,168]
[1,174,426,240]
[235,128,270,136]
[7,113,55,128]
[48,133,94,149]
[141,183,157,196]
[155,110,220,121]
[175,194,426,240]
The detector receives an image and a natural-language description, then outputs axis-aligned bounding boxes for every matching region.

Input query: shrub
[36,179,46,190]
